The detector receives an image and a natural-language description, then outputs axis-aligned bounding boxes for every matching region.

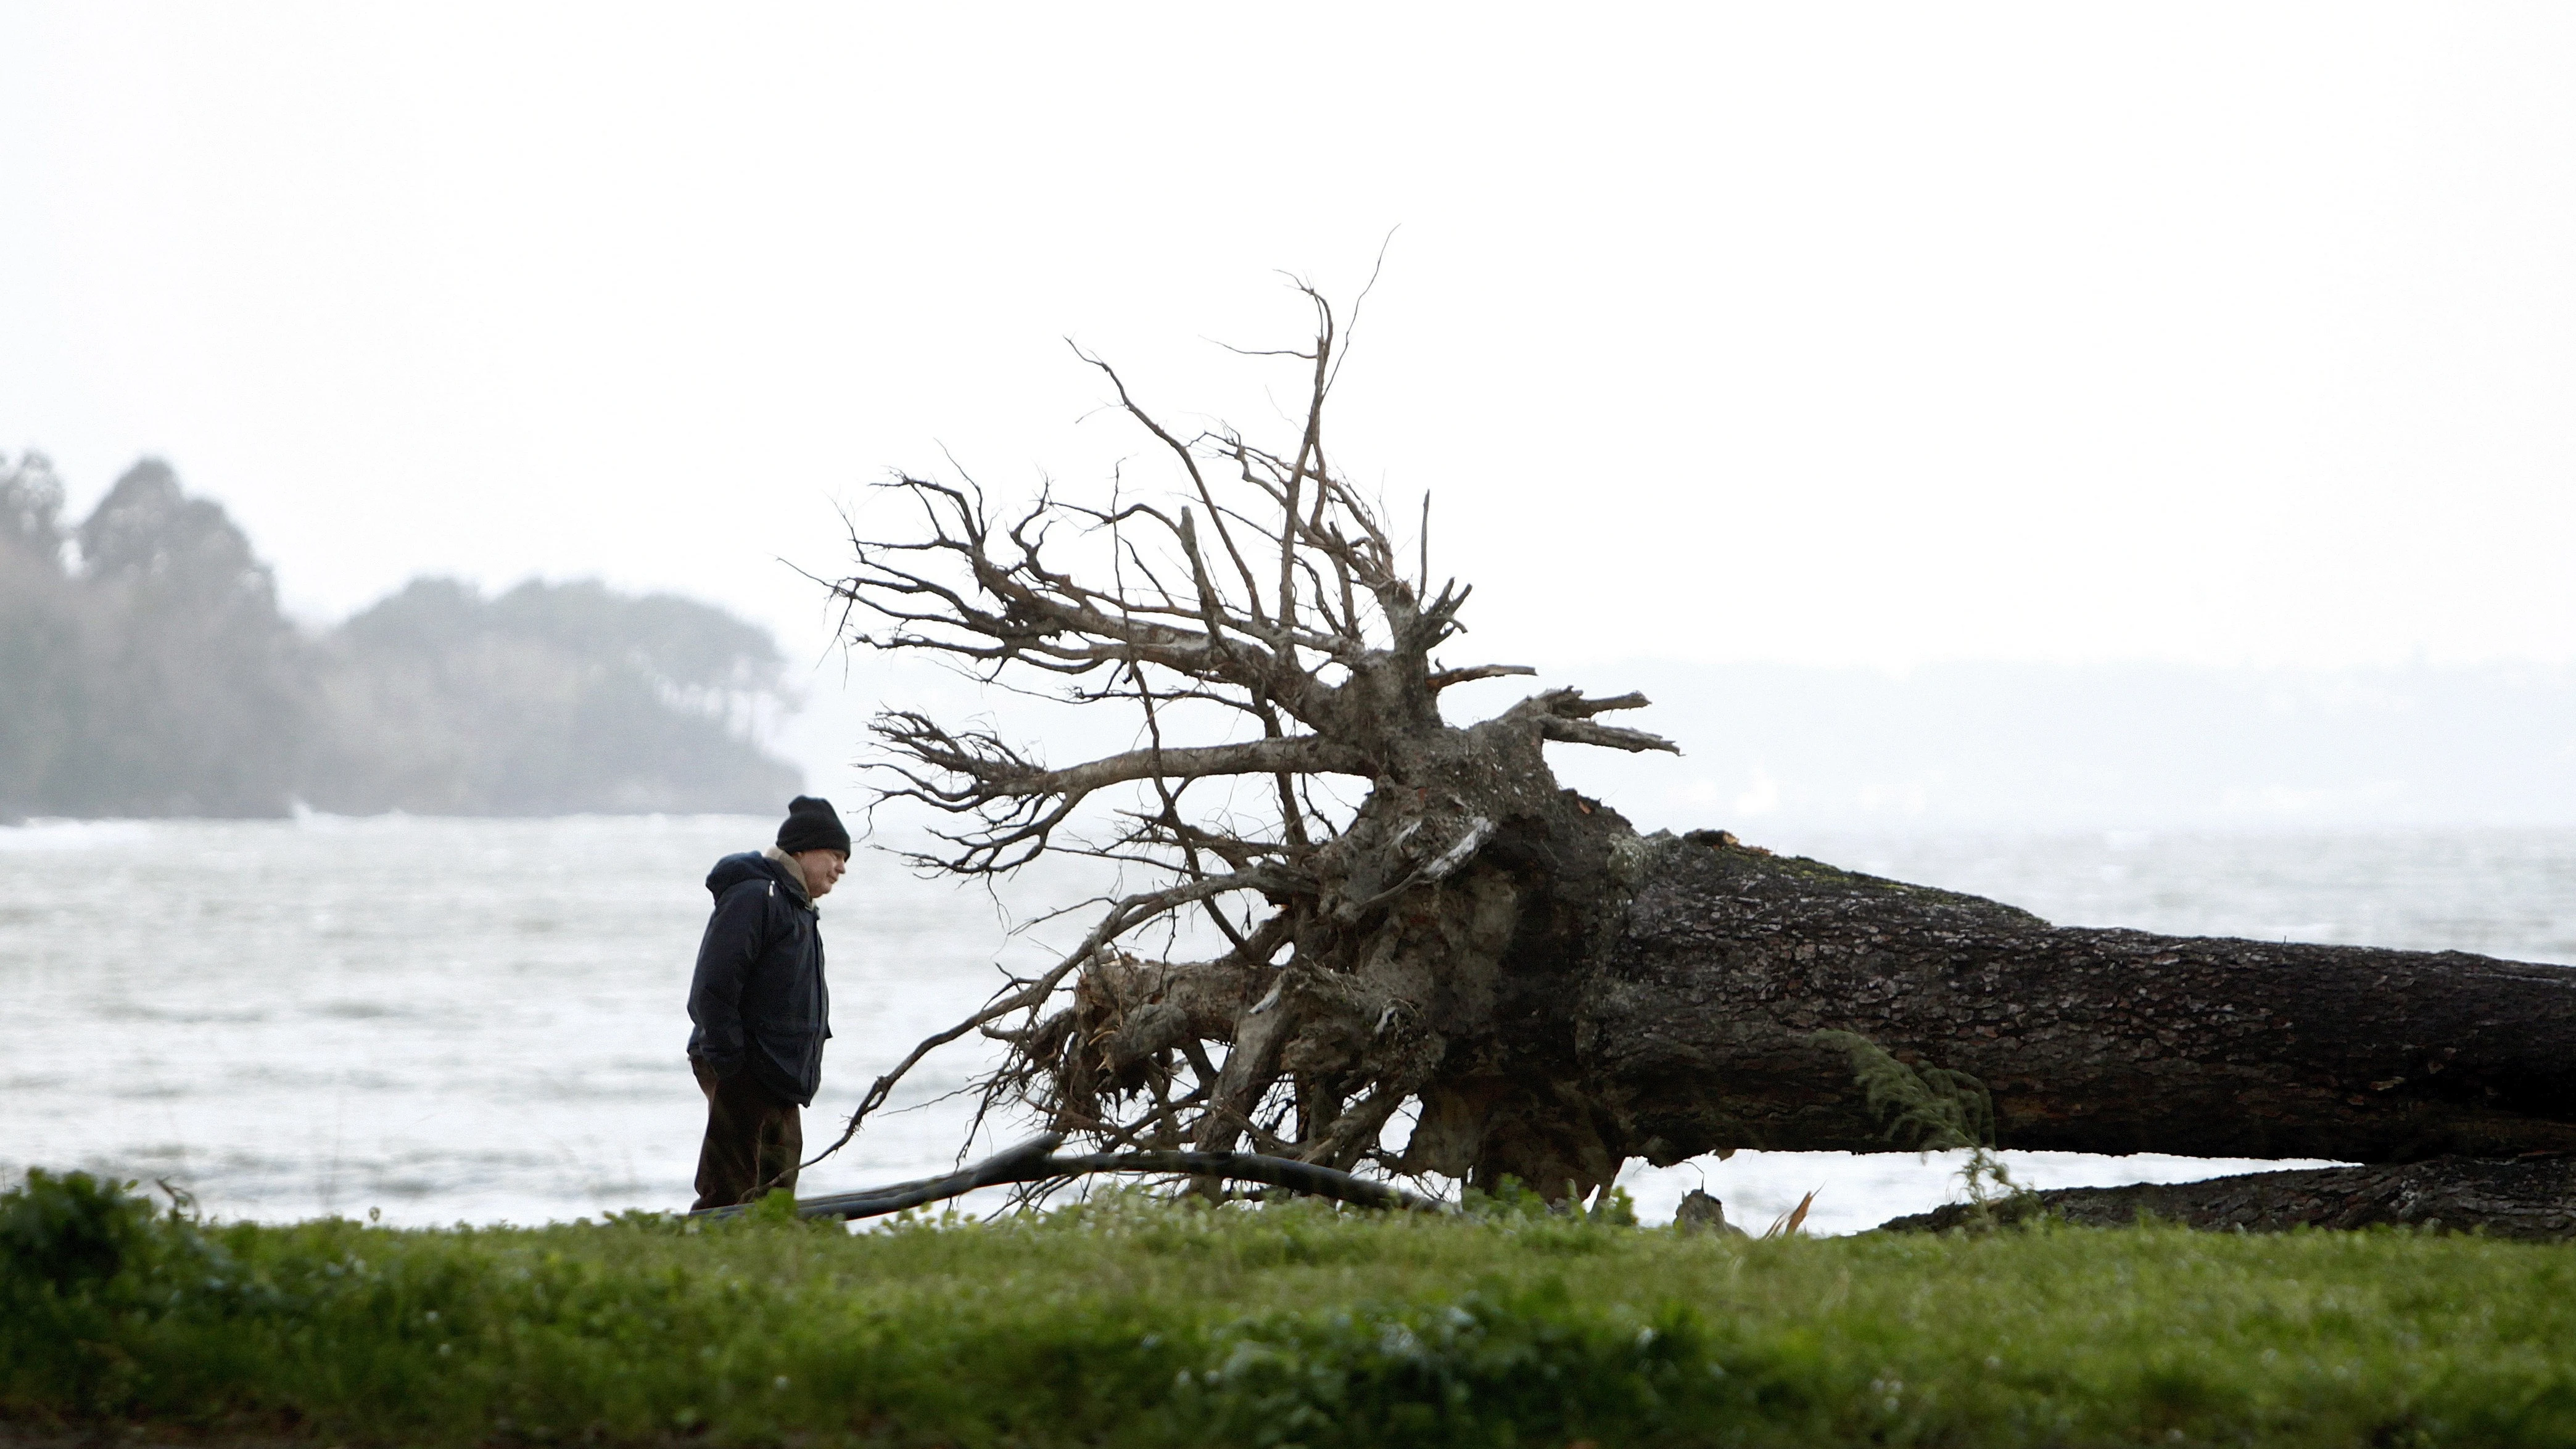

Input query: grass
[6,1169,2576,1447]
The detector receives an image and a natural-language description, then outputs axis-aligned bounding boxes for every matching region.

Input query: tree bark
[1577,832,2576,1168]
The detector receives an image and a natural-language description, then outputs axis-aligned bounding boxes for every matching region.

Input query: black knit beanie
[775,795,851,856]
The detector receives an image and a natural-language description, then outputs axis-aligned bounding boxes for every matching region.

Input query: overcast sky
[7,4,2575,684]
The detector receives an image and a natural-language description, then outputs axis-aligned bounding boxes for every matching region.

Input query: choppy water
[3,815,2570,1234]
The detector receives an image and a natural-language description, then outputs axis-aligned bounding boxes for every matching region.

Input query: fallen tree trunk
[814,295,2576,1210]
[1878,1157,2576,1240]
[1579,833,2576,1168]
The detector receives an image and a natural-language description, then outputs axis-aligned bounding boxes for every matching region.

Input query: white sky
[6,3,2575,680]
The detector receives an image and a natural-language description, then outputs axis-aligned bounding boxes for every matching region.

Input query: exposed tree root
[806,284,1671,1200]
[1878,1156,2576,1240]
[700,1133,1445,1223]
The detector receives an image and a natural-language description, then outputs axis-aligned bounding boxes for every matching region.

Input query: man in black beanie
[684,795,851,1208]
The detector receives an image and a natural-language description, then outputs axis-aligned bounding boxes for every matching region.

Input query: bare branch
[1540,717,1683,754]
[790,866,1301,1179]
[1428,663,1538,691]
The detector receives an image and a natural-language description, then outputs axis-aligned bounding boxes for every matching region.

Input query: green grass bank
[5,1170,2574,1448]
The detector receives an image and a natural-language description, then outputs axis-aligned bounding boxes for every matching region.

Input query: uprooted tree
[817,287,2576,1215]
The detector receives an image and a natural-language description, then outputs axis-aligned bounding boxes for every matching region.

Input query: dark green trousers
[689,1056,802,1210]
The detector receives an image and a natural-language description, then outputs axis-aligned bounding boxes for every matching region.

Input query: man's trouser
[690,1057,803,1210]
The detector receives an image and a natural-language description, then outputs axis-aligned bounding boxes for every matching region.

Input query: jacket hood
[706,850,801,901]
[761,844,816,907]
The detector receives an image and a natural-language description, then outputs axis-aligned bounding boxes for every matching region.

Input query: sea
[4,814,2572,1236]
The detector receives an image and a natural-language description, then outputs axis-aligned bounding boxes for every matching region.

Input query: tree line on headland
[0,452,800,820]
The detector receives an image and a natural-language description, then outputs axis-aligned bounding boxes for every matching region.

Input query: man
[685,795,849,1209]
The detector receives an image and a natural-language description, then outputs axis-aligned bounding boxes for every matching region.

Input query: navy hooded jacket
[686,851,832,1107]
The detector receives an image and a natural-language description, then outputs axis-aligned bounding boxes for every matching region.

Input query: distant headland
[1,452,800,820]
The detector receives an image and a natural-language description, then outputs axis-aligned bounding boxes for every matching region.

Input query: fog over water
[6,814,2567,1234]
